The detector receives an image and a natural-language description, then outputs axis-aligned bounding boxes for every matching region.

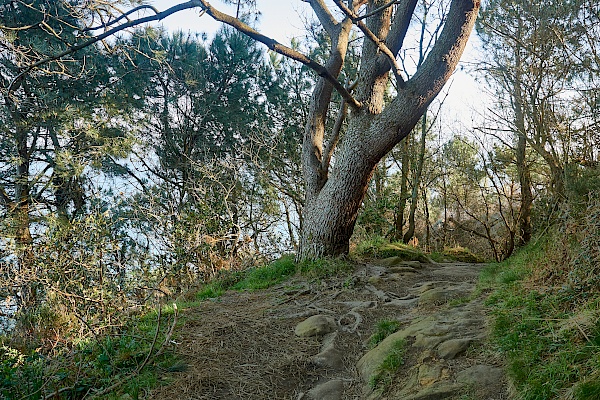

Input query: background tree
[477,0,596,240]
[0,0,135,310]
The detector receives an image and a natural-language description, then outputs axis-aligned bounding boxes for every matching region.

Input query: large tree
[4,0,480,259]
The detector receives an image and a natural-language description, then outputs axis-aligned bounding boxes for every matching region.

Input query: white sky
[148,0,487,128]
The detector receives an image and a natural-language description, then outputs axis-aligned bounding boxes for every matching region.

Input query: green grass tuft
[441,246,484,263]
[233,255,297,291]
[297,257,354,279]
[196,255,297,300]
[369,339,407,390]
[368,319,402,349]
[353,236,431,262]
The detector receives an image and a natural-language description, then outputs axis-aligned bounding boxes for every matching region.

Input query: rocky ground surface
[151,259,509,399]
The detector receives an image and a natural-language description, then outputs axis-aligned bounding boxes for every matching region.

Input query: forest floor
[150,259,509,400]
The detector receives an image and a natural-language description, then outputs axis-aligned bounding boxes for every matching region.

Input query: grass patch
[195,255,354,300]
[353,236,431,262]
[368,319,401,349]
[0,304,181,399]
[441,246,484,263]
[448,295,473,307]
[233,256,297,291]
[297,257,354,279]
[369,339,407,390]
[353,235,389,258]
[196,255,296,300]
[483,232,600,400]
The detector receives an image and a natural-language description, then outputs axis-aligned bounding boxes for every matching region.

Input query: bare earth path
[151,260,509,399]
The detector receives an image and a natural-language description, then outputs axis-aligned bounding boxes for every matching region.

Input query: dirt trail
[151,260,509,399]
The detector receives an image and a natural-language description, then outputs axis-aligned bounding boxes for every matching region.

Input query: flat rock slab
[418,282,473,306]
[313,332,344,369]
[437,338,472,359]
[389,266,419,274]
[295,315,336,337]
[403,383,461,400]
[456,364,504,387]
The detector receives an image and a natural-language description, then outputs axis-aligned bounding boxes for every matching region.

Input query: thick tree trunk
[298,129,379,259]
[297,0,480,260]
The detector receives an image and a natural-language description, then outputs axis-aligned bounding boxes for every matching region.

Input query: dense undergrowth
[481,197,600,400]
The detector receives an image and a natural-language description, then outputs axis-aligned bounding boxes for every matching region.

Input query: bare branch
[0,185,14,208]
[357,0,400,21]
[386,0,418,56]
[83,4,161,32]
[322,98,347,173]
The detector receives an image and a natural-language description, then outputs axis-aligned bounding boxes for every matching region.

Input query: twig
[42,386,75,400]
[137,303,162,374]
[154,304,179,358]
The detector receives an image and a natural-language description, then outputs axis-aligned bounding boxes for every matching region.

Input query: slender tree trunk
[515,131,533,245]
[423,186,431,251]
[394,139,410,240]
[404,111,427,243]
[513,35,533,247]
[13,127,35,310]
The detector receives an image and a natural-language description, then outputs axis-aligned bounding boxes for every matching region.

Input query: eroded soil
[150,260,509,399]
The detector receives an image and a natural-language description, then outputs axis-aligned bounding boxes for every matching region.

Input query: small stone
[387,273,405,281]
[437,338,472,359]
[368,276,382,284]
[404,383,460,400]
[307,379,344,400]
[419,288,449,306]
[456,364,504,387]
[313,332,343,369]
[383,298,418,307]
[413,333,451,348]
[313,346,343,369]
[295,315,336,337]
